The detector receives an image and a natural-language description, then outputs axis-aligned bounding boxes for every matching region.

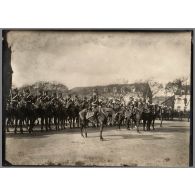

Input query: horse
[124,106,135,130]
[52,101,61,131]
[155,105,163,127]
[35,98,45,131]
[131,104,145,133]
[66,101,80,128]
[142,105,152,131]
[58,102,68,130]
[79,106,117,141]
[14,100,27,134]
[42,101,53,131]
[5,102,15,132]
[114,107,126,130]
[25,101,39,133]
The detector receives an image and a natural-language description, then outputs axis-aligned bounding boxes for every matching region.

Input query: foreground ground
[5,120,190,167]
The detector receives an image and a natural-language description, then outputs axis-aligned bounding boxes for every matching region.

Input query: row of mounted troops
[5,88,175,138]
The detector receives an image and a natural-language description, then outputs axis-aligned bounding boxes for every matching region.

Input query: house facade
[173,85,190,112]
[70,82,152,102]
[174,94,190,112]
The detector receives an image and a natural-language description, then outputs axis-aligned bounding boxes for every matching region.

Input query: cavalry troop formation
[5,88,176,140]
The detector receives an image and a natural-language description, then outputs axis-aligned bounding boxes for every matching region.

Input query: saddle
[86,111,95,119]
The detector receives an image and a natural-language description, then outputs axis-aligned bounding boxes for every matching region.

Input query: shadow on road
[6,122,189,140]
[90,133,165,141]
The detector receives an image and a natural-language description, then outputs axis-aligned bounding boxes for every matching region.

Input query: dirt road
[5,120,190,167]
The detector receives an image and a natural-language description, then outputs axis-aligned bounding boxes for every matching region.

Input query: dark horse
[131,105,145,133]
[14,100,27,133]
[5,102,15,132]
[66,101,80,128]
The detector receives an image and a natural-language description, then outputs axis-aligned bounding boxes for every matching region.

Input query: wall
[174,95,190,111]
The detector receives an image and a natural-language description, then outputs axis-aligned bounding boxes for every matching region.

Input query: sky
[7,31,191,89]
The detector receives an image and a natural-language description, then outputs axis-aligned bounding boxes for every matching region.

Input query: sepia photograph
[2,30,192,167]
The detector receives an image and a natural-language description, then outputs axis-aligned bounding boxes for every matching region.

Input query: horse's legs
[80,124,84,137]
[126,118,130,130]
[80,119,86,137]
[100,123,104,141]
[54,116,57,130]
[57,116,60,130]
[59,117,63,130]
[129,118,133,129]
[73,118,75,128]
[6,117,10,132]
[136,120,140,133]
[84,124,87,138]
[63,117,66,129]
[118,116,121,130]
[76,117,80,128]
[48,117,52,130]
[41,117,44,131]
[152,118,155,130]
[14,117,18,134]
[19,119,23,134]
[130,118,134,129]
[147,119,151,131]
[68,117,72,129]
[29,116,36,133]
[160,116,163,127]
[45,117,48,131]
[143,119,146,131]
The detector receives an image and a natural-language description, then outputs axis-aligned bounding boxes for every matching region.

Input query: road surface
[5,120,190,167]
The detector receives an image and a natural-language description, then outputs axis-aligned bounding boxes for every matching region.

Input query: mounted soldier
[66,94,73,108]
[58,92,66,105]
[12,88,21,104]
[91,89,99,108]
[36,90,44,101]
[51,92,59,104]
[81,96,89,109]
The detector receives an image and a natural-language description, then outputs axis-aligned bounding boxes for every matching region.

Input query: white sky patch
[7,31,191,89]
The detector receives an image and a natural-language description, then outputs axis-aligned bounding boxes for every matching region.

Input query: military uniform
[24,92,34,104]
[51,93,59,104]
[12,93,21,103]
[42,93,51,103]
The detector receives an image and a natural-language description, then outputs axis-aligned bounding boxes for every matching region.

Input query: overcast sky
[7,31,191,89]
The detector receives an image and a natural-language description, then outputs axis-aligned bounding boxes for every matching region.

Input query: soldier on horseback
[91,89,99,108]
[51,92,59,104]
[12,88,21,103]
[23,89,34,104]
[81,96,89,109]
[42,91,51,102]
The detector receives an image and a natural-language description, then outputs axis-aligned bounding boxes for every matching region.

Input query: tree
[146,79,163,97]
[19,81,69,94]
[165,77,188,95]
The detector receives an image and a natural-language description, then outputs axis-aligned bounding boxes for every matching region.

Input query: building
[161,96,175,108]
[3,31,13,99]
[70,82,152,102]
[174,85,190,112]
[152,85,190,111]
[152,96,167,105]
[2,31,13,135]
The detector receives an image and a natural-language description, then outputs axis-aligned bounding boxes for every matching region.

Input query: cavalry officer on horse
[12,88,21,103]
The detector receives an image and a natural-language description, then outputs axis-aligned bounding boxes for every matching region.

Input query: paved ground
[5,120,190,167]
